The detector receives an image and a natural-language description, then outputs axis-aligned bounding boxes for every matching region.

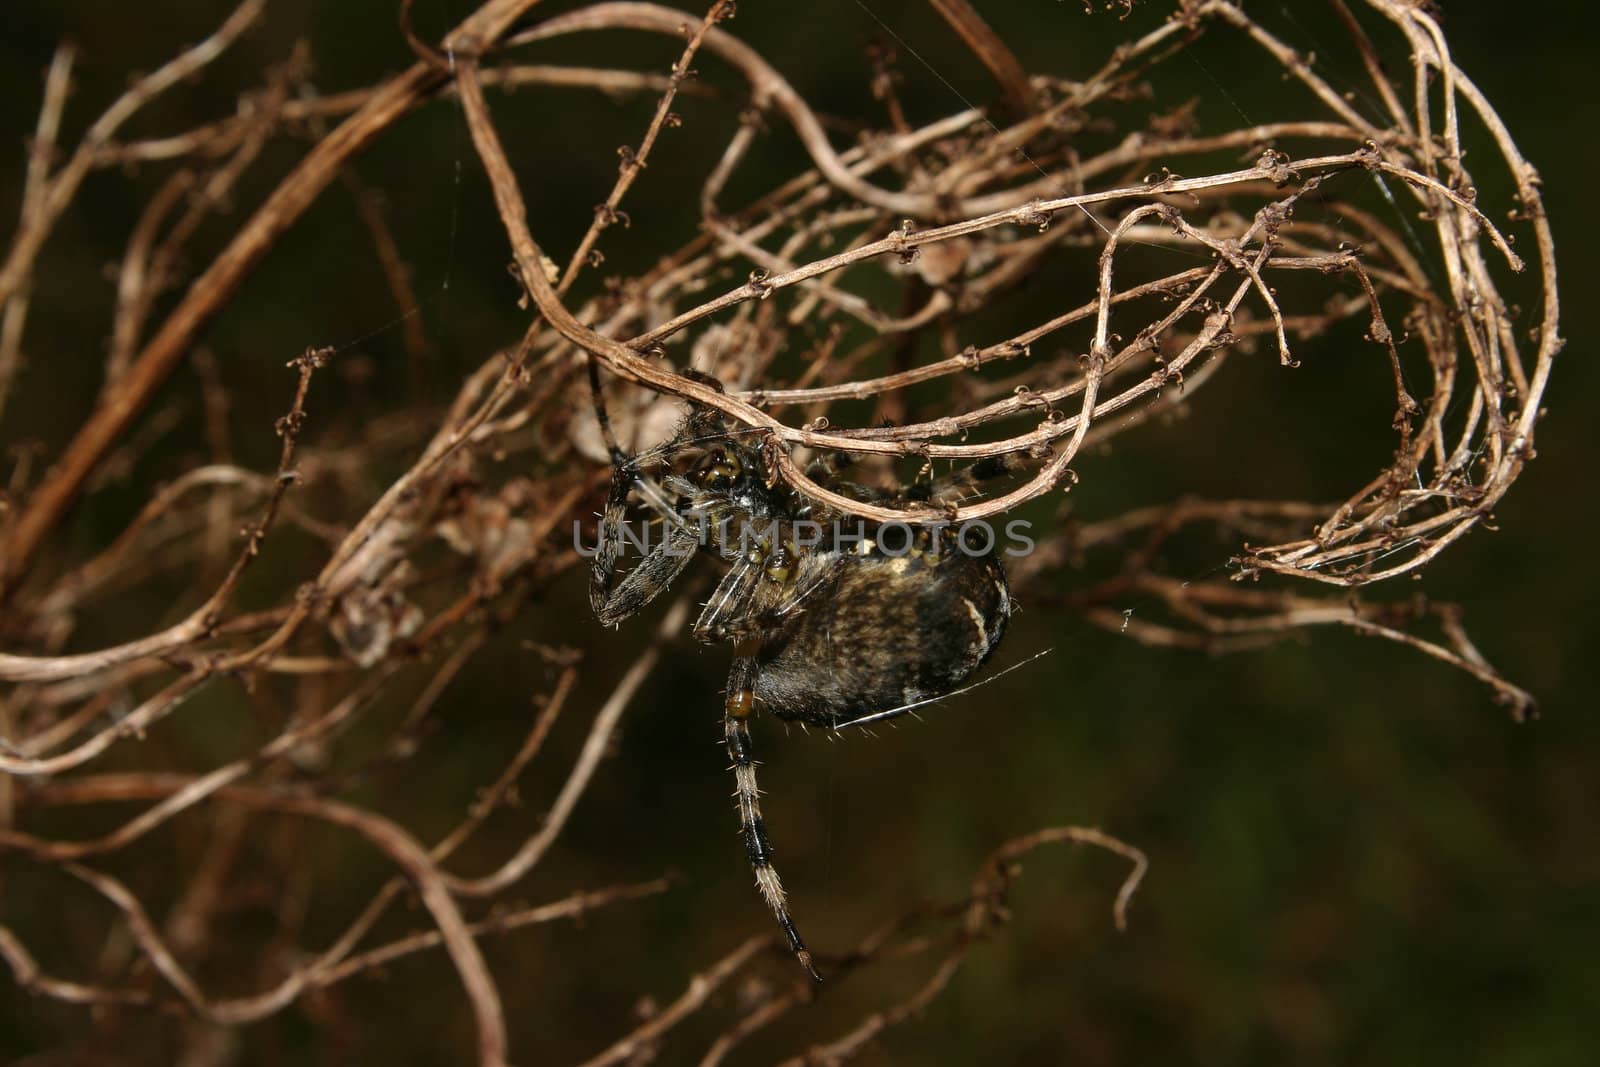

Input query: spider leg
[773,566,833,619]
[585,357,627,464]
[591,411,740,626]
[823,645,1045,733]
[824,699,927,732]
[606,409,749,522]
[803,448,856,482]
[695,540,826,643]
[916,452,1032,506]
[589,374,731,519]
[694,552,763,640]
[623,405,743,471]
[725,642,820,981]
[590,467,702,624]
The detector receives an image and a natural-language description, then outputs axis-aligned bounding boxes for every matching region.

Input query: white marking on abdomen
[964,596,988,651]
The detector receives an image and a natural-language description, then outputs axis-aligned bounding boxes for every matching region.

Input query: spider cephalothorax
[590,401,1013,978]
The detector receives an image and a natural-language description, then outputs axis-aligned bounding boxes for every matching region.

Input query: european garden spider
[589,386,1013,979]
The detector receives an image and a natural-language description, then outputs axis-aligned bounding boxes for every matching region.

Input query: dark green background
[1,1,1595,1063]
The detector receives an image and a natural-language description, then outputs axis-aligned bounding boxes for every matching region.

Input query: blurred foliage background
[1,0,1596,1063]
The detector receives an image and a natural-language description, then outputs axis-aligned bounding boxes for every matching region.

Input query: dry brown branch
[0,44,75,423]
[0,0,551,593]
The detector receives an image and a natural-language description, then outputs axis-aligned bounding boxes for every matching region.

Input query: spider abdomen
[754,549,1011,727]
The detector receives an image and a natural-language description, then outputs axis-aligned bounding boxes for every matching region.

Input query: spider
[588,385,1014,980]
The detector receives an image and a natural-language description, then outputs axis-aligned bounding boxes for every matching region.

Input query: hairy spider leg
[822,645,1044,735]
[590,485,755,626]
[585,357,627,465]
[800,447,1032,511]
[589,502,699,625]
[589,411,742,623]
[803,447,856,482]
[725,640,819,981]
[691,545,830,979]
[583,357,747,468]
[911,451,1034,505]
